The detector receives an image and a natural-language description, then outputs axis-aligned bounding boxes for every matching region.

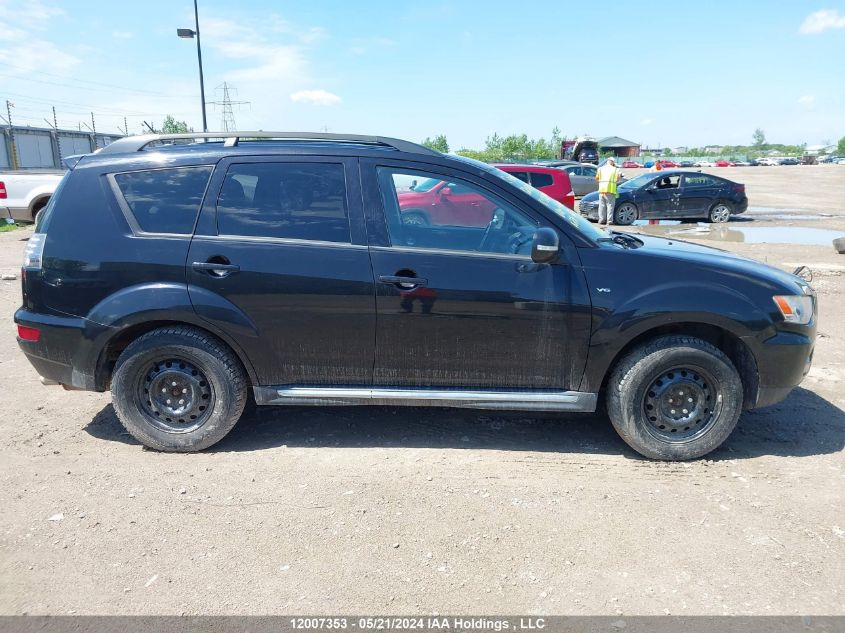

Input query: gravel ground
[0,167,843,615]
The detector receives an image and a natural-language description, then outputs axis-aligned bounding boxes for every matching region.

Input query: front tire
[111,326,248,452]
[606,336,743,460]
[614,202,637,225]
[709,202,732,223]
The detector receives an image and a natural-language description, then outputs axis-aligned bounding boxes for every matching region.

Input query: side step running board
[253,386,597,412]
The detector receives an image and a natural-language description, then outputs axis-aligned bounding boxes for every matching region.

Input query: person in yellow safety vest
[595,156,620,226]
[650,158,663,172]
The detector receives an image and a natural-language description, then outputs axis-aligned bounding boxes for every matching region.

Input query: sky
[0,0,843,150]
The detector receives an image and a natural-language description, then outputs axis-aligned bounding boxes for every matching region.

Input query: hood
[582,191,600,203]
[628,233,806,294]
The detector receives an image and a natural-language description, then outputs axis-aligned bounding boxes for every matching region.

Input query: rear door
[187,156,375,387]
[680,173,720,217]
[361,158,591,391]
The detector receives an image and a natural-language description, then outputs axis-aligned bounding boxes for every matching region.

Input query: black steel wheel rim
[642,365,721,442]
[137,358,215,433]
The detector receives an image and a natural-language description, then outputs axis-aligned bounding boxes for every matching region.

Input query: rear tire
[402,210,429,226]
[606,335,743,460]
[111,326,247,452]
[709,202,732,223]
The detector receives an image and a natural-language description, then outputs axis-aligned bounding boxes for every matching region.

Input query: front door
[363,160,589,391]
[187,157,375,387]
[641,174,682,218]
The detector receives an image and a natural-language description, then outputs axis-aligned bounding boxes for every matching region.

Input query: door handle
[192,261,240,277]
[378,275,428,289]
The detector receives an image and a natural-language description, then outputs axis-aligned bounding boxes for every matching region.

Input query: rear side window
[529,172,554,187]
[217,162,350,243]
[684,174,719,187]
[506,171,530,183]
[112,166,212,235]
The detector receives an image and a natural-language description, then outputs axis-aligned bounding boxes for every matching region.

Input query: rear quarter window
[111,166,213,235]
[529,172,554,188]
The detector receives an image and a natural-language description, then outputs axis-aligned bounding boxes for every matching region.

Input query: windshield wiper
[597,230,643,249]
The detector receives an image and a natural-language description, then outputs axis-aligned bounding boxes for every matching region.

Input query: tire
[111,326,248,452]
[606,335,743,460]
[401,210,429,226]
[709,202,732,223]
[614,202,637,225]
[31,199,48,225]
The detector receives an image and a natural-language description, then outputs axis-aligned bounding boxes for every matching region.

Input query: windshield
[618,173,655,190]
[462,160,605,241]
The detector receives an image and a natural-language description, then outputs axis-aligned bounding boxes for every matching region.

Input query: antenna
[208,82,250,132]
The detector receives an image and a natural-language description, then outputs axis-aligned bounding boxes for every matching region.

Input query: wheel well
[30,196,50,216]
[95,320,254,391]
[604,322,759,409]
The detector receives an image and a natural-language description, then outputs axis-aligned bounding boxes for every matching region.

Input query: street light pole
[193,0,207,132]
[178,0,208,132]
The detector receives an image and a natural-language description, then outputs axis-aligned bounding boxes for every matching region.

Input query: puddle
[746,207,833,221]
[636,224,845,246]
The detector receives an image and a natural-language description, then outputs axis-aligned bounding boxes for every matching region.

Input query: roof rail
[96,131,440,156]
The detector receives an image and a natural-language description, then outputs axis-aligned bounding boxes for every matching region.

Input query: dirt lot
[0,167,843,615]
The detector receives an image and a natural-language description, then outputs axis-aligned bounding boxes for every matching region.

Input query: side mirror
[439,186,453,197]
[531,227,560,263]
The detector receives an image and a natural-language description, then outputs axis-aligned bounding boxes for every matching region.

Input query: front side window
[655,175,681,189]
[507,171,530,183]
[216,162,350,243]
[113,166,212,234]
[377,167,539,257]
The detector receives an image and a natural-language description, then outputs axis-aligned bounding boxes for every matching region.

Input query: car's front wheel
[709,202,732,223]
[606,335,743,460]
[111,326,248,452]
[614,202,637,225]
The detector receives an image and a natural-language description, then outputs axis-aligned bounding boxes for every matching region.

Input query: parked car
[538,160,579,168]
[756,158,779,166]
[715,160,735,167]
[678,161,695,168]
[779,157,800,165]
[658,160,679,168]
[493,164,575,209]
[622,161,642,168]
[15,132,815,461]
[694,161,716,168]
[579,170,747,224]
[556,163,599,197]
[0,170,65,223]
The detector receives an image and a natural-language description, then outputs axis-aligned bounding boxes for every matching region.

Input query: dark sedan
[579,171,748,224]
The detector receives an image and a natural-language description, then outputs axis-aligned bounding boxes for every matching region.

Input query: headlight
[773,295,814,324]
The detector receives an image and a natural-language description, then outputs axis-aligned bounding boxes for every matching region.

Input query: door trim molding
[253,386,597,412]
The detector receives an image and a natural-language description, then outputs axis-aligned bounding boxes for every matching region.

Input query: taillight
[17,325,41,341]
[733,184,745,193]
[22,233,46,270]
[0,181,6,199]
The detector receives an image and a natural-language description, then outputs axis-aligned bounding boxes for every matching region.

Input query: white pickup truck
[0,170,65,223]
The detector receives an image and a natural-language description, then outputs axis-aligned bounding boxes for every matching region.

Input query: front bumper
[750,329,815,408]
[578,200,600,220]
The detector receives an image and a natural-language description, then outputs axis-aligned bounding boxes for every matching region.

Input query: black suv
[15,132,817,460]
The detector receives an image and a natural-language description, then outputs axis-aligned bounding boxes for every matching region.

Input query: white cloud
[0,1,78,74]
[798,95,816,108]
[799,9,845,34]
[640,118,654,126]
[290,90,342,106]
[348,36,397,55]
[111,31,133,40]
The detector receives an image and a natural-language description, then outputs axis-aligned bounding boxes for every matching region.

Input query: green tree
[838,136,845,155]
[752,128,766,147]
[160,115,193,134]
[422,134,450,153]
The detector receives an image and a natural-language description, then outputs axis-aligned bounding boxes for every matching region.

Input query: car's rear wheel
[402,210,429,226]
[111,326,247,452]
[606,335,743,460]
[709,202,732,223]
[614,203,637,225]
